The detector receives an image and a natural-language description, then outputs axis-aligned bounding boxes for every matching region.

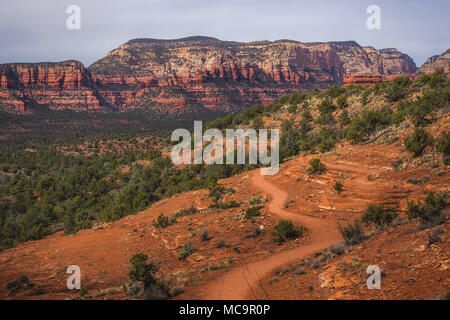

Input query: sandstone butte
[0,37,432,116]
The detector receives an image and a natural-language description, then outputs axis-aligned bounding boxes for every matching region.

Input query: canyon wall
[0,61,107,114]
[0,37,420,116]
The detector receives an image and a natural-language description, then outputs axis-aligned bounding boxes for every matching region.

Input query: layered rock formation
[0,61,107,114]
[417,49,450,75]
[0,37,419,116]
[343,75,384,87]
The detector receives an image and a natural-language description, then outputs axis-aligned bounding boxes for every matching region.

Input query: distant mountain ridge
[417,49,450,75]
[0,37,440,117]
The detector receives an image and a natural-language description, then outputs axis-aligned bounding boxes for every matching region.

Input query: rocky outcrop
[0,37,418,116]
[417,49,450,75]
[343,74,383,87]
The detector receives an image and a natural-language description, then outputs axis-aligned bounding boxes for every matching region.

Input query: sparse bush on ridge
[216,238,226,248]
[336,94,348,109]
[404,127,434,157]
[178,243,195,261]
[129,253,158,289]
[338,109,350,127]
[127,252,183,299]
[288,104,298,114]
[244,206,261,219]
[384,76,411,102]
[406,192,447,245]
[339,220,364,245]
[272,220,304,244]
[406,192,447,226]
[209,200,240,209]
[325,85,346,98]
[200,229,209,242]
[307,158,326,175]
[436,131,450,164]
[248,195,265,206]
[6,275,34,295]
[152,213,173,229]
[346,107,393,143]
[361,204,397,229]
[333,181,343,193]
[209,185,226,203]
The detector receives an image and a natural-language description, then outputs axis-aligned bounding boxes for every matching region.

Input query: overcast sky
[0,0,448,67]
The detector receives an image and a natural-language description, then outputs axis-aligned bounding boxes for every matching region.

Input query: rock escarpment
[417,49,450,75]
[0,37,418,116]
[0,61,106,114]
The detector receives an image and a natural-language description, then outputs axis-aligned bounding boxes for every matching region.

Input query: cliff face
[417,49,450,75]
[0,37,418,116]
[0,61,107,113]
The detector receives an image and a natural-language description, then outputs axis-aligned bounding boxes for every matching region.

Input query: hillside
[0,72,448,300]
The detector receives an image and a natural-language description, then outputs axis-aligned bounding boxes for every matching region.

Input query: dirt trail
[192,169,342,300]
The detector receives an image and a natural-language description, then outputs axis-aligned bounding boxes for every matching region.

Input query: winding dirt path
[192,169,342,300]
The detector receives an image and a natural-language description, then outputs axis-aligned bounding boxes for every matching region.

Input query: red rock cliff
[0,37,419,116]
[0,61,107,113]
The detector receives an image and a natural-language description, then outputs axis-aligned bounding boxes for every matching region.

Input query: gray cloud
[0,0,448,67]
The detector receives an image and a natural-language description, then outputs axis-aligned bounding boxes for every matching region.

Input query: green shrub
[318,98,336,114]
[404,127,434,157]
[360,88,371,105]
[318,138,335,153]
[340,220,364,245]
[428,70,448,88]
[336,94,348,109]
[152,213,173,229]
[209,200,240,210]
[316,112,335,125]
[338,110,350,127]
[325,85,346,98]
[200,229,209,242]
[248,196,265,206]
[384,76,411,102]
[436,131,450,164]
[129,253,158,289]
[289,92,310,105]
[245,206,261,219]
[406,192,446,225]
[398,98,435,126]
[280,121,300,160]
[346,107,393,143]
[361,204,397,229]
[301,110,313,122]
[209,185,226,202]
[392,111,405,126]
[298,119,312,137]
[288,104,298,114]
[333,181,343,193]
[79,288,90,298]
[226,200,240,208]
[316,128,338,153]
[64,210,93,235]
[406,192,447,244]
[6,276,34,295]
[272,220,303,244]
[307,158,326,175]
[173,206,198,218]
[178,243,195,261]
[252,116,264,129]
